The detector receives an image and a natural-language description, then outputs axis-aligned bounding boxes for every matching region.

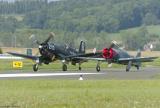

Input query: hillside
[0,0,160,50]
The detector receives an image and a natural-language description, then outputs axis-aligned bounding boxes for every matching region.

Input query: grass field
[0,80,160,108]
[0,57,160,72]
[0,59,124,72]
[0,48,160,108]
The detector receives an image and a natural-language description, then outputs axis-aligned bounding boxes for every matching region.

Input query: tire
[33,64,38,72]
[62,64,67,71]
[96,66,100,72]
[126,68,129,72]
[136,66,139,70]
[79,67,82,71]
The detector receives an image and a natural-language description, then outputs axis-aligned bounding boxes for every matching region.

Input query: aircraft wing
[74,57,106,61]
[7,52,39,60]
[64,52,102,59]
[75,56,158,62]
[118,57,158,62]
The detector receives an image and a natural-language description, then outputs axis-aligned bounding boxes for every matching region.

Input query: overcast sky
[0,0,61,2]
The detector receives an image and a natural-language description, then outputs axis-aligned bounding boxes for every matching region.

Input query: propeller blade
[43,32,55,44]
[109,41,116,49]
[110,40,121,49]
[29,34,41,45]
[92,48,96,54]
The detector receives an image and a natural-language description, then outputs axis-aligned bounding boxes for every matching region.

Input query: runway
[0,67,160,80]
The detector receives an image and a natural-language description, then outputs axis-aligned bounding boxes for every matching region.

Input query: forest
[0,0,160,50]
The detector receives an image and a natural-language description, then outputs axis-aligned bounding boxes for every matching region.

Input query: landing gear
[136,66,140,70]
[96,61,101,72]
[96,65,101,72]
[126,61,132,72]
[126,68,130,72]
[62,64,67,71]
[79,66,82,71]
[33,64,39,72]
[79,63,82,71]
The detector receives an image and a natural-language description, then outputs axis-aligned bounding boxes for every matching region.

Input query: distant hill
[0,0,60,2]
[0,0,160,50]
[0,0,160,33]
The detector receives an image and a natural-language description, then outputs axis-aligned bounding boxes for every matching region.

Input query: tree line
[1,0,160,32]
[0,0,160,50]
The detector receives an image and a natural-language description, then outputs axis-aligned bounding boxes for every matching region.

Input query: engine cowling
[102,48,115,59]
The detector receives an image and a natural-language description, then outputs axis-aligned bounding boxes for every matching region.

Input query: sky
[0,0,61,2]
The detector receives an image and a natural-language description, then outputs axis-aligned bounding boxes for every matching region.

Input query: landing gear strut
[62,64,67,71]
[126,61,132,72]
[33,64,39,72]
[96,61,101,72]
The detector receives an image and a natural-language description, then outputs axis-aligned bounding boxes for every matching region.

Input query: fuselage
[39,43,82,64]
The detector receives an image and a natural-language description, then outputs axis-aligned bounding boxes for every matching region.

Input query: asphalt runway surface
[0,67,160,80]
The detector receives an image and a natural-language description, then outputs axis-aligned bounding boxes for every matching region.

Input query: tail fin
[79,41,85,54]
[136,49,141,57]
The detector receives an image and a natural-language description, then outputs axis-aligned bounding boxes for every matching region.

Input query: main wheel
[62,64,67,71]
[126,67,130,72]
[136,66,139,70]
[33,64,39,72]
[126,61,132,72]
[96,65,101,72]
[126,68,129,72]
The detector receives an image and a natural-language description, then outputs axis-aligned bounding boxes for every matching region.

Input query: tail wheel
[79,63,82,71]
[33,64,39,72]
[62,64,67,71]
[79,66,82,71]
[96,65,101,72]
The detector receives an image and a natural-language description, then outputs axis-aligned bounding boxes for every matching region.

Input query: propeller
[29,32,55,45]
[92,48,96,54]
[102,41,117,59]
[29,32,55,56]
[42,32,55,44]
[29,34,41,45]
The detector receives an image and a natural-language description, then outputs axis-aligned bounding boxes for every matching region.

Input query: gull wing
[7,52,39,60]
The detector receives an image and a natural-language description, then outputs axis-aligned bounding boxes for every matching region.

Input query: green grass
[0,58,160,72]
[0,59,126,71]
[1,80,160,108]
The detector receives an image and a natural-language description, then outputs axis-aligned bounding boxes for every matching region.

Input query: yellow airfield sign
[12,61,23,68]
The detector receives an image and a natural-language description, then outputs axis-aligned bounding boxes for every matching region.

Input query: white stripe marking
[0,73,103,78]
